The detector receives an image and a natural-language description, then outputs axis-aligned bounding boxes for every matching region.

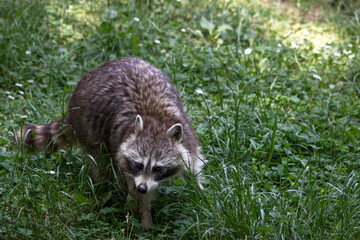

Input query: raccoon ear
[135,115,143,134]
[167,123,183,142]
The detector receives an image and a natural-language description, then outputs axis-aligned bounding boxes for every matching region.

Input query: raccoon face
[119,115,187,194]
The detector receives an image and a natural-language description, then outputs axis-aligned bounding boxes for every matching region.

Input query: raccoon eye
[134,162,143,171]
[129,161,143,175]
[152,166,163,173]
[152,166,180,181]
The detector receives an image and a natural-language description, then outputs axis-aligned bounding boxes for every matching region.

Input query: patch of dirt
[260,0,326,22]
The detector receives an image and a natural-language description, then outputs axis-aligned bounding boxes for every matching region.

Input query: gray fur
[15,57,204,231]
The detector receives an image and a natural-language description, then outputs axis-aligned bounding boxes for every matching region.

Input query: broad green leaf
[217,24,233,33]
[200,17,215,34]
[73,193,88,204]
[100,207,118,214]
[18,227,32,236]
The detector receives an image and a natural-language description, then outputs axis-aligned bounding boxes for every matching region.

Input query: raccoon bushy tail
[15,119,74,152]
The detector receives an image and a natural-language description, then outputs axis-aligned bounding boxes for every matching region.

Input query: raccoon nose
[137,184,148,194]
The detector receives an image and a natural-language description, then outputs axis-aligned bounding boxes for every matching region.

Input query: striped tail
[15,119,74,152]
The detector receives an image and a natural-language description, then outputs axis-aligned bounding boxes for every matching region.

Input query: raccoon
[15,57,204,231]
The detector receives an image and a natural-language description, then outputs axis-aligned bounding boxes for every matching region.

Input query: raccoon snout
[137,184,148,194]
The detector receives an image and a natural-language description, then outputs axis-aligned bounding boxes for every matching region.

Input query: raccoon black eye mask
[127,158,181,181]
[15,57,204,231]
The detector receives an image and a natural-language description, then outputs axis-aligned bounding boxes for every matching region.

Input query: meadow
[1,0,360,239]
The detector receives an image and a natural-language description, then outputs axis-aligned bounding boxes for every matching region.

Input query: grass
[1,0,360,239]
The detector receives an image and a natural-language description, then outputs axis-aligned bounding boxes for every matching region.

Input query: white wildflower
[133,17,139,22]
[343,49,352,55]
[348,43,353,47]
[15,83,23,87]
[28,79,34,83]
[66,162,73,165]
[181,28,186,32]
[66,5,72,13]
[154,39,160,44]
[349,54,355,59]
[25,50,31,55]
[276,49,281,53]
[313,74,322,80]
[312,49,320,54]
[20,115,27,119]
[45,170,56,175]
[5,91,11,94]
[277,43,282,48]
[8,95,14,100]
[195,88,204,95]
[244,48,252,55]
[334,52,341,57]
[19,90,24,94]
[195,29,202,34]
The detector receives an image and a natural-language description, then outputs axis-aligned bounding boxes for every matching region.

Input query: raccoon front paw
[141,220,153,232]
[196,176,204,190]
[139,208,153,232]
[142,225,152,232]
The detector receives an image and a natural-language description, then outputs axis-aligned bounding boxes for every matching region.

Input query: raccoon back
[67,57,199,155]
